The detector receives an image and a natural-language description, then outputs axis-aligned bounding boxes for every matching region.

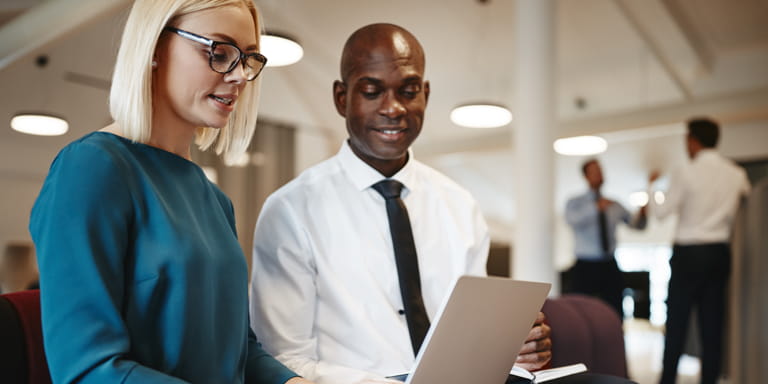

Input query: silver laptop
[404,275,551,384]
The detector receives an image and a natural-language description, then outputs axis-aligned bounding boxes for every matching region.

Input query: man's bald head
[332,23,430,177]
[340,23,426,82]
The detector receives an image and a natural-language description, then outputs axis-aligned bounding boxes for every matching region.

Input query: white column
[511,0,557,286]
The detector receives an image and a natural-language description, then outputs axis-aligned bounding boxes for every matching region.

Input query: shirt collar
[694,148,719,161]
[337,140,417,195]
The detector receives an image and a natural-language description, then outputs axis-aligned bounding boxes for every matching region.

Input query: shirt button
[398,309,405,315]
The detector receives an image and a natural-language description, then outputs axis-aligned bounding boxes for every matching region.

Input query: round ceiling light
[553,135,607,156]
[450,103,513,129]
[261,33,303,67]
[10,113,69,136]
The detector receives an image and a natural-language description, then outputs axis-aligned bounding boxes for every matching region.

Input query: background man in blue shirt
[565,159,647,317]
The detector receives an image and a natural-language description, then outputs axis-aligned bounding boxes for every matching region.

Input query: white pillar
[512,0,557,286]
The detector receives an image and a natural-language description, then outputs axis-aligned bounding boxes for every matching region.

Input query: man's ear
[333,80,347,117]
[423,80,430,105]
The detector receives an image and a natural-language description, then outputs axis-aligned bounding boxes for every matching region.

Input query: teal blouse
[29,132,297,384]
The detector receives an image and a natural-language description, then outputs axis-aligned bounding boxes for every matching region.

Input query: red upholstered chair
[542,293,629,378]
[0,289,52,384]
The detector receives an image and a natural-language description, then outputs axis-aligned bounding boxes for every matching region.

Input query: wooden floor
[624,318,702,384]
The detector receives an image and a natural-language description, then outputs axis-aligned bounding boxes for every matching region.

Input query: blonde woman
[29,1,313,383]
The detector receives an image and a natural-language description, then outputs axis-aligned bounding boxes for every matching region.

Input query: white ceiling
[1,0,767,244]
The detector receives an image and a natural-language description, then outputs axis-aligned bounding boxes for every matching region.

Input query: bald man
[249,24,620,384]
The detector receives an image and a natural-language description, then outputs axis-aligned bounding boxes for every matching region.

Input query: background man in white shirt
[249,23,553,384]
[648,118,751,384]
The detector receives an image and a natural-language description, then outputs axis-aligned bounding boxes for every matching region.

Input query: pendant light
[11,113,69,136]
[553,135,607,156]
[450,103,513,129]
[10,55,69,136]
[261,32,303,67]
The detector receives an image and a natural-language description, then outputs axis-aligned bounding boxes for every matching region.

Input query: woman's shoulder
[54,131,126,161]
[46,132,139,188]
[31,133,136,229]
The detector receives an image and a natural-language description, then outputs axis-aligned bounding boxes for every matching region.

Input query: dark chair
[0,289,52,384]
[542,293,629,378]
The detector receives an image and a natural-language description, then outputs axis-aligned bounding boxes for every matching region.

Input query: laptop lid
[405,276,551,384]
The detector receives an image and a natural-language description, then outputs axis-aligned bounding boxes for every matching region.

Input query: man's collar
[337,140,416,193]
[693,148,718,161]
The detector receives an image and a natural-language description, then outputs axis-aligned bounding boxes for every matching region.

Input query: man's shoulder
[696,151,748,180]
[266,155,344,203]
[410,159,477,200]
[565,190,590,205]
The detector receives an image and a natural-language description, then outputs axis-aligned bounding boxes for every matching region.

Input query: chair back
[542,293,628,378]
[0,290,52,384]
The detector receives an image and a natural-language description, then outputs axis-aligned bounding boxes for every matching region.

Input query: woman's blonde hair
[109,0,262,164]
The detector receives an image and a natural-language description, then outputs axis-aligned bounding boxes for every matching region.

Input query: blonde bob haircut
[109,0,262,164]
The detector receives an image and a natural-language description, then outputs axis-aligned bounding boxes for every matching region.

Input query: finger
[525,323,550,342]
[519,337,552,354]
[518,339,536,355]
[539,322,551,338]
[518,338,551,356]
[515,354,552,371]
[516,350,552,366]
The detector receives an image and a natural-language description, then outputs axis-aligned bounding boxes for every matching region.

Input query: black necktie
[596,191,610,255]
[372,179,430,355]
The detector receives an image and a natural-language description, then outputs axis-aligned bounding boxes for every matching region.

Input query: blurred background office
[0,241,38,294]
[1,1,766,383]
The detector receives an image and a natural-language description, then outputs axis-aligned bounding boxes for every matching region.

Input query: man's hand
[596,197,613,211]
[515,311,552,371]
[649,170,661,184]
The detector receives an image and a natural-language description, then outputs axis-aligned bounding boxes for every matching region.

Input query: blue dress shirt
[30,132,296,384]
[565,190,646,260]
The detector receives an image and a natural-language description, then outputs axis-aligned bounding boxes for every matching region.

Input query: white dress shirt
[250,141,490,384]
[649,149,750,244]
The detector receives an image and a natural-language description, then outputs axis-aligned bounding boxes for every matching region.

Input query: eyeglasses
[163,26,267,81]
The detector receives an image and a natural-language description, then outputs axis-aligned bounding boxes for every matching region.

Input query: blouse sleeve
[245,325,300,384]
[215,192,298,384]
[29,141,187,384]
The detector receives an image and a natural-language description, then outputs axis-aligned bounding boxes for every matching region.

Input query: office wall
[0,135,59,246]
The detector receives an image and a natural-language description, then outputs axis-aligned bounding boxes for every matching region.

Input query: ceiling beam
[0,0,128,71]
[559,87,768,136]
[0,0,45,12]
[417,87,768,156]
[659,0,714,74]
[615,0,696,100]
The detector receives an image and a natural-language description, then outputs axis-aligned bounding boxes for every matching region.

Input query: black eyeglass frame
[163,26,267,81]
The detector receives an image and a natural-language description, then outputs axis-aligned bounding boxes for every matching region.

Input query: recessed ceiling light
[450,103,513,128]
[10,113,69,136]
[261,33,303,67]
[553,135,607,156]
